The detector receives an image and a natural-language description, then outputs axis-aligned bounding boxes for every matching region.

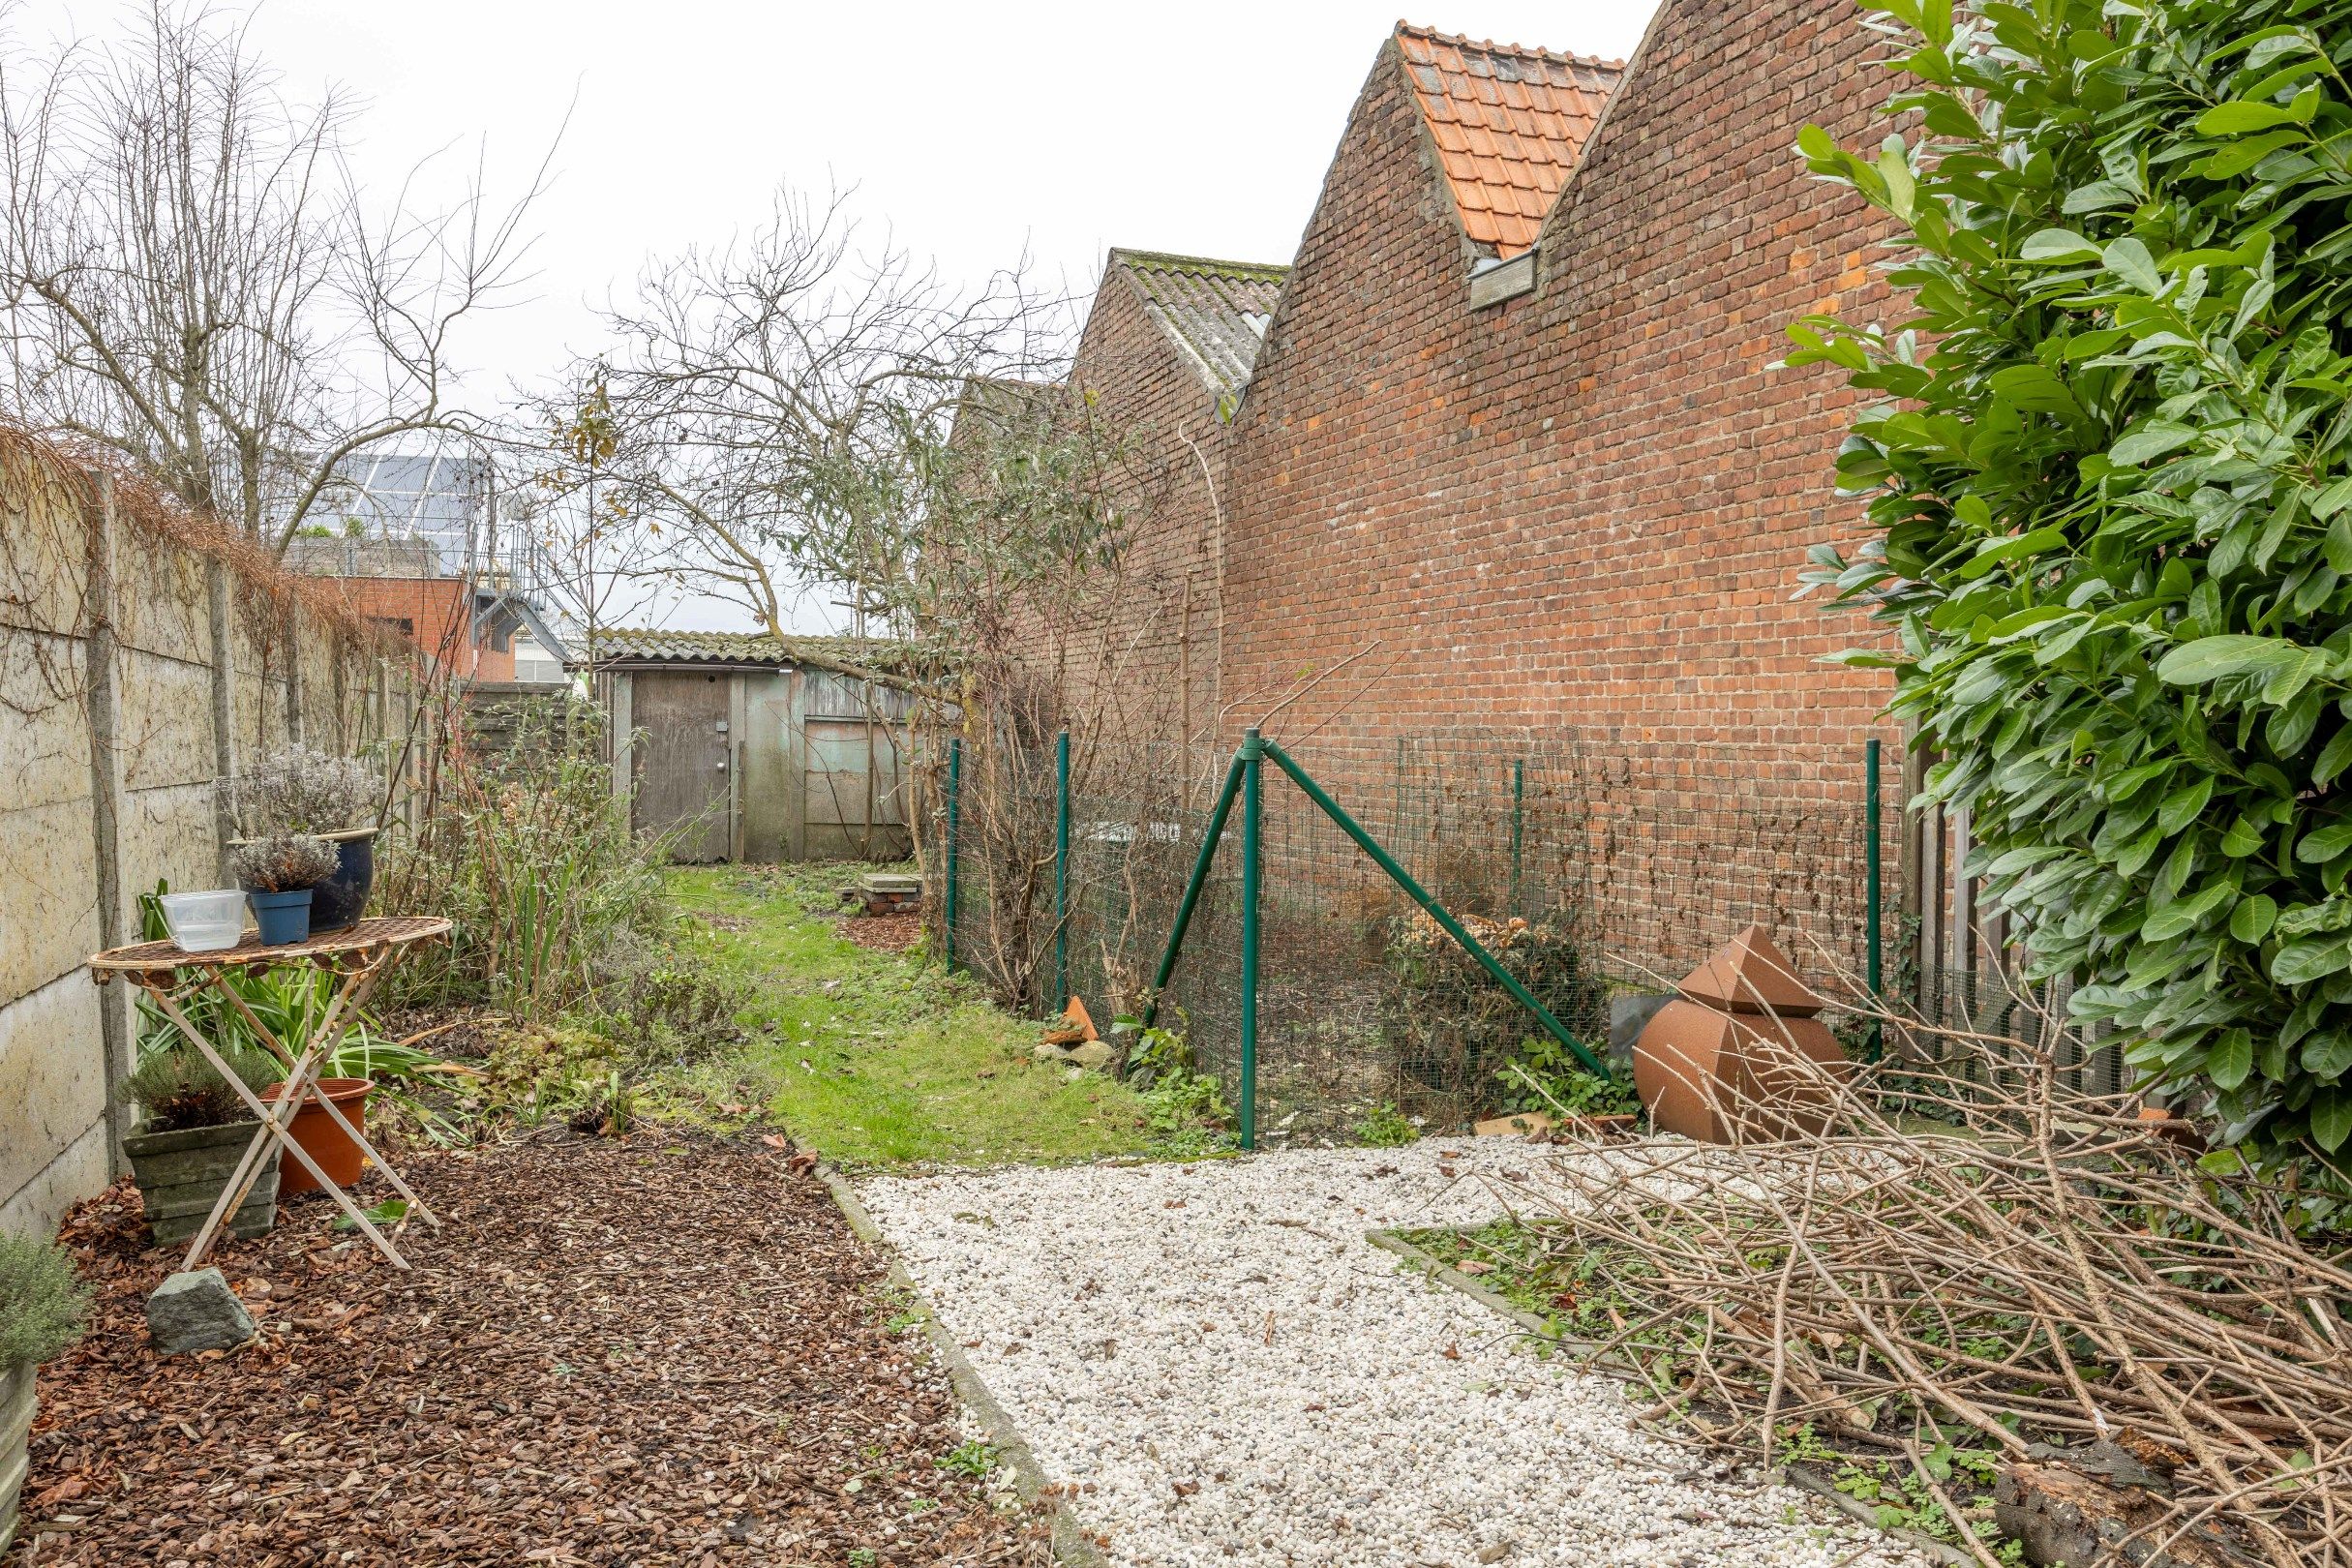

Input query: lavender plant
[228,831,339,892]
[225,744,379,836]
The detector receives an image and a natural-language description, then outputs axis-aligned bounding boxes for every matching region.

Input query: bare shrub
[1515,974,2352,1567]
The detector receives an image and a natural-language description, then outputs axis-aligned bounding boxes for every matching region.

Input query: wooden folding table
[90,916,452,1271]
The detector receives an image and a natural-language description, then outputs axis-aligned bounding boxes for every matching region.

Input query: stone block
[145,1268,255,1355]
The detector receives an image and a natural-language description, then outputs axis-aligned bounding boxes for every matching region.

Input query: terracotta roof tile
[1394,21,1624,258]
[1107,249,1289,407]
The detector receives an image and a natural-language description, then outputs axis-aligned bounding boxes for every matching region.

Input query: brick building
[1218,6,1895,759]
[995,0,1920,993]
[286,453,570,689]
[1043,249,1287,775]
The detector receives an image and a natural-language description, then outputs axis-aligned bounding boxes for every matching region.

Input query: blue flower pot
[247,888,315,947]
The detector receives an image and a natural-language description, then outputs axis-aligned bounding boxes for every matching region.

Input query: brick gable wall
[981,1,1924,994]
[1052,263,1236,766]
[1202,0,1910,977]
[1222,0,1897,758]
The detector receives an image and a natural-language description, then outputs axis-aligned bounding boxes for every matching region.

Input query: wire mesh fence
[925,726,1913,1138]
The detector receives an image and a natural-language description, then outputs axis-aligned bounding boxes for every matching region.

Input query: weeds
[457,1023,628,1128]
[1384,911,1609,1112]
[1492,1036,1639,1119]
[938,1439,998,1480]
[1351,1101,1421,1147]
[1123,1021,1237,1158]
[379,700,672,1016]
[0,1233,89,1366]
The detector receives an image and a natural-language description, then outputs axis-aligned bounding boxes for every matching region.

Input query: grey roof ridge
[1104,247,1286,407]
[1106,245,1291,282]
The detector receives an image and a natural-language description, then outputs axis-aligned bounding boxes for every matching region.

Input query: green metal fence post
[1865,737,1884,1063]
[1137,749,1247,1035]
[944,737,961,973]
[1510,757,1525,913]
[1240,728,1263,1151]
[1054,728,1070,1012]
[1261,738,1612,1080]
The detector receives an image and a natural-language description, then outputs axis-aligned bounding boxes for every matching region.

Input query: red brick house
[1031,249,1287,777]
[1005,4,1925,986]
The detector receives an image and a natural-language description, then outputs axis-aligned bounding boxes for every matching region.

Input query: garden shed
[586,629,922,863]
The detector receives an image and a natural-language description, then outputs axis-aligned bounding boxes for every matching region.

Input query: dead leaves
[20,1133,1051,1566]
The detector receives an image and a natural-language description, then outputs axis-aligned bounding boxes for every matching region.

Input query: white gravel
[860,1141,1933,1568]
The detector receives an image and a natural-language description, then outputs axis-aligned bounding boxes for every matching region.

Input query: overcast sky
[12,0,1663,629]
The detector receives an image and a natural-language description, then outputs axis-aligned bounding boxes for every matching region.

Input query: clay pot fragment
[1633,925,1850,1145]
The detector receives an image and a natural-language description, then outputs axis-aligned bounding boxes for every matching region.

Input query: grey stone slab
[145,1267,255,1355]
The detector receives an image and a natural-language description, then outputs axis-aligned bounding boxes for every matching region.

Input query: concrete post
[85,474,132,1169]
[206,558,236,866]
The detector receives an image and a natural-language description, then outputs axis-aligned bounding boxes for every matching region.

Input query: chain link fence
[924,727,1900,1138]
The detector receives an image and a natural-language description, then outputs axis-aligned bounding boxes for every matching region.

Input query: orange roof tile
[1394,21,1623,258]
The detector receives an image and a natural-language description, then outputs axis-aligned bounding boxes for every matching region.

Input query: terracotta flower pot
[1632,925,1851,1145]
[260,1078,374,1196]
[1634,1001,1849,1144]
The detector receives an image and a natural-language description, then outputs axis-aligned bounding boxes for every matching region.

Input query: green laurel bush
[1792,0,2352,1159]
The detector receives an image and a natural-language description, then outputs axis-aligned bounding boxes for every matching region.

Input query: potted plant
[0,1234,89,1553]
[228,831,339,946]
[224,745,384,930]
[119,1041,284,1248]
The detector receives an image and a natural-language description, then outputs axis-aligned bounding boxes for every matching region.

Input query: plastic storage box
[160,890,245,952]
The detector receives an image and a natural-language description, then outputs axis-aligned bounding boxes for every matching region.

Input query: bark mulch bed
[9,1131,1050,1567]
[838,913,922,954]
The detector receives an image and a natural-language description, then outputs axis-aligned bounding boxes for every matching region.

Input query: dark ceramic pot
[310,828,377,931]
[246,887,314,947]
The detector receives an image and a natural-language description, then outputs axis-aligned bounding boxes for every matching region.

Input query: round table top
[89,915,452,974]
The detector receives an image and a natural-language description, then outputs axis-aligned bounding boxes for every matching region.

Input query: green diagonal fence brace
[1136,749,1247,1036]
[1262,738,1610,1081]
[1136,733,1613,1150]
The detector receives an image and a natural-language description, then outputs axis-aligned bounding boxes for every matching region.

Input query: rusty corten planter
[1633,924,1850,1145]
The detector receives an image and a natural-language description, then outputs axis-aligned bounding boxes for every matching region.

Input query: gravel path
[862,1141,1932,1568]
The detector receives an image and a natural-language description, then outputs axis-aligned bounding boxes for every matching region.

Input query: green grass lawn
[664,862,1158,1169]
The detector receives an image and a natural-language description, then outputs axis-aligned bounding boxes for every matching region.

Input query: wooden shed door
[632,674,732,861]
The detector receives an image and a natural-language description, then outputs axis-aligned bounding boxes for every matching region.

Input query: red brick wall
[1049,264,1238,774]
[1202,0,1909,977]
[312,577,512,682]
[1222,0,1898,764]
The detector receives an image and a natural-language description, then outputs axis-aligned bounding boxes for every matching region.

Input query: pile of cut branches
[1526,1002,2352,1567]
